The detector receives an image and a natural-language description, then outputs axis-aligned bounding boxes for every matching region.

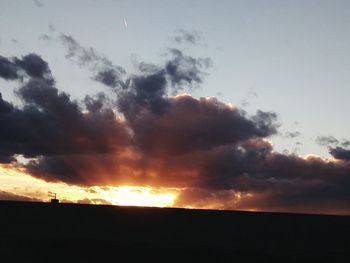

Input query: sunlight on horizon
[0,164,178,208]
[104,186,177,207]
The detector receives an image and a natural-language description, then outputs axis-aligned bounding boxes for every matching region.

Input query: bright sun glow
[103,186,177,207]
[0,164,178,208]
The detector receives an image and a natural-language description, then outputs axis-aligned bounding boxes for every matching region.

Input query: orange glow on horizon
[0,164,254,211]
[1,163,350,215]
[0,164,179,208]
[103,186,177,207]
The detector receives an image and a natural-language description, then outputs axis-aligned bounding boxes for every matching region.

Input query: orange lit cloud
[1,49,350,215]
[0,164,178,207]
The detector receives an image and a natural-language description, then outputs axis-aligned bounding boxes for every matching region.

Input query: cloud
[174,188,240,209]
[0,53,52,82]
[123,96,278,157]
[76,197,111,205]
[316,136,350,161]
[329,147,350,161]
[39,34,52,41]
[49,24,56,32]
[60,34,126,89]
[341,140,350,147]
[117,49,212,118]
[173,29,200,45]
[95,69,125,89]
[171,146,350,214]
[15,54,52,80]
[0,190,41,202]
[0,54,129,168]
[284,131,301,138]
[60,35,211,91]
[76,198,92,204]
[91,198,112,205]
[165,49,212,89]
[316,136,339,146]
[0,56,21,80]
[24,154,129,185]
[32,0,44,8]
[1,49,350,214]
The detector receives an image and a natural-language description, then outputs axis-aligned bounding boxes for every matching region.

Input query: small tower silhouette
[50,193,59,204]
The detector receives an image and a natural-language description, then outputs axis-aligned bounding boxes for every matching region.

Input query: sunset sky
[1,0,350,215]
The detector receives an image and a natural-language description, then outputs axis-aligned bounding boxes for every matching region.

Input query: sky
[0,0,350,215]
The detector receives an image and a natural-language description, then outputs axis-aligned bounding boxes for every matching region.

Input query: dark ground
[0,201,349,262]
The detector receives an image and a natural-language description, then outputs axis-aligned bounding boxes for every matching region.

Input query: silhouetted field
[0,201,349,262]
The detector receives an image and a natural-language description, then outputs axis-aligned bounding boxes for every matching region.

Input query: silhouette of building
[50,193,59,204]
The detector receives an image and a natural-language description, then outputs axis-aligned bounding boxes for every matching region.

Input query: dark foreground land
[0,201,349,262]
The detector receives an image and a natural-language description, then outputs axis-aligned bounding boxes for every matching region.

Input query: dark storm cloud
[0,56,20,80]
[0,88,16,161]
[1,48,350,214]
[124,96,278,156]
[0,55,129,165]
[329,147,350,161]
[15,48,279,188]
[233,166,350,215]
[117,71,169,117]
[199,143,347,191]
[14,54,52,80]
[173,29,200,45]
[60,34,125,88]
[0,155,14,163]
[17,79,127,156]
[24,154,126,185]
[83,92,112,113]
[316,136,350,161]
[171,140,350,214]
[0,54,52,82]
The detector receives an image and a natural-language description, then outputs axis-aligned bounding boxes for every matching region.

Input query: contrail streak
[124,18,128,29]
